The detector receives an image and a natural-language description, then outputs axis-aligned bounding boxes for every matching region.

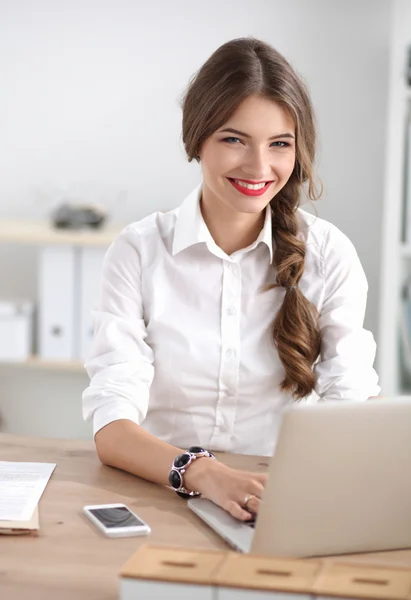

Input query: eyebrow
[218,127,295,140]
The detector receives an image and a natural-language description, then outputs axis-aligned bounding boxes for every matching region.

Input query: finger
[245,494,261,515]
[243,472,268,486]
[248,480,265,499]
[253,472,268,484]
[224,499,254,522]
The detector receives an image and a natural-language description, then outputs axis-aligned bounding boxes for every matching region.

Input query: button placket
[212,260,241,447]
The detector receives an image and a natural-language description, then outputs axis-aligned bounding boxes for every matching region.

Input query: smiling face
[199,95,296,216]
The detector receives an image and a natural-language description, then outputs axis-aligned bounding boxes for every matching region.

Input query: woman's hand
[184,457,267,521]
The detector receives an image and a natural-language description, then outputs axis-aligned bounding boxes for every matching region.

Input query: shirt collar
[172,183,273,263]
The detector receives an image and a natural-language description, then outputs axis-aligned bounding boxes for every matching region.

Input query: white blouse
[82,185,380,456]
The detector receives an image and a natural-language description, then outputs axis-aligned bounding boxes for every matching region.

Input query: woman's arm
[314,223,380,400]
[95,419,183,485]
[84,226,265,520]
[95,418,266,520]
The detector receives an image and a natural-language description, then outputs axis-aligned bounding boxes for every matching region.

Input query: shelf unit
[0,356,85,372]
[0,219,123,371]
[379,0,411,395]
[0,219,122,247]
[400,245,411,258]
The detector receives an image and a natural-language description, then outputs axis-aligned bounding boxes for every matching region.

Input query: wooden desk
[1,434,410,600]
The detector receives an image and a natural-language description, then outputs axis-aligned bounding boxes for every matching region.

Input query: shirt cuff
[92,401,142,437]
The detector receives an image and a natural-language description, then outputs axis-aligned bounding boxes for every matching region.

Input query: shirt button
[226,348,236,357]
[226,307,236,316]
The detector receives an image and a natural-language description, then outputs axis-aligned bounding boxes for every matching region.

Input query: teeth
[234,180,267,190]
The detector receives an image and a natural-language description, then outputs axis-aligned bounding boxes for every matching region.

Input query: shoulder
[103,207,179,273]
[121,206,179,246]
[297,207,357,256]
[296,208,362,286]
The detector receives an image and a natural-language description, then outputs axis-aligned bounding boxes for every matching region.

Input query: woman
[82,37,380,522]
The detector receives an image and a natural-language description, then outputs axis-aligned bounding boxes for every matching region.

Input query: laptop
[188,398,411,557]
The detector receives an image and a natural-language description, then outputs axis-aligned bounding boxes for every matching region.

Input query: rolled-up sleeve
[82,226,154,436]
[314,224,380,400]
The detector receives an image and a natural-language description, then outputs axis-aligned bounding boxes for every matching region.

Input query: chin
[231,196,271,214]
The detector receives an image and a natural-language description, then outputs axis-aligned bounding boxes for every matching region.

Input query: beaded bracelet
[168,446,215,497]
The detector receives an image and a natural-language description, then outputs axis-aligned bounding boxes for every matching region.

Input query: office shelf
[400,244,411,257]
[0,220,123,247]
[0,356,86,372]
[0,219,123,378]
[379,0,411,395]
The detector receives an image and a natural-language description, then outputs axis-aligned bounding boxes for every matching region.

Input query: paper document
[0,461,56,521]
[0,506,39,535]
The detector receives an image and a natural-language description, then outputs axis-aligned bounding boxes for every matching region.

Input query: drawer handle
[257,569,292,578]
[161,561,196,569]
[352,577,389,586]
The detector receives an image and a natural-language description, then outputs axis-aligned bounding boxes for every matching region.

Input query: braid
[270,180,321,399]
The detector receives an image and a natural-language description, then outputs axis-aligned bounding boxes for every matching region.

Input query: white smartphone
[83,503,151,538]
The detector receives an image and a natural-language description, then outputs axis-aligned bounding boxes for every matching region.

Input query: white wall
[0,0,391,439]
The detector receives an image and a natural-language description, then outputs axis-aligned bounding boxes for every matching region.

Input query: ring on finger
[242,494,255,509]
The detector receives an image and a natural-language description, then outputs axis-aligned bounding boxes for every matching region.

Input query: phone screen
[89,506,145,529]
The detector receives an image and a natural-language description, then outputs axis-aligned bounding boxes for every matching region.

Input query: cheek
[276,153,296,179]
[202,144,238,175]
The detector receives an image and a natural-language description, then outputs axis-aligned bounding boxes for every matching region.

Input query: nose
[241,147,272,181]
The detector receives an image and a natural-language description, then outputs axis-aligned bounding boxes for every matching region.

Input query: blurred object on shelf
[51,203,107,230]
[78,247,106,360]
[402,99,411,242]
[38,246,76,361]
[0,300,34,361]
[399,276,411,392]
[400,279,411,374]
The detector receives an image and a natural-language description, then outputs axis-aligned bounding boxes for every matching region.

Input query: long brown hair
[182,37,322,399]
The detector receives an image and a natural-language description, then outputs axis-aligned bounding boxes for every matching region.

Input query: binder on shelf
[0,299,34,361]
[77,246,106,360]
[38,245,76,360]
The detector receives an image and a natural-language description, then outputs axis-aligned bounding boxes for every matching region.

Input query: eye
[270,141,290,148]
[222,136,242,144]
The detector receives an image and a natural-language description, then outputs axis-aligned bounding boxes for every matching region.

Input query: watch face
[173,453,191,469]
[168,469,182,489]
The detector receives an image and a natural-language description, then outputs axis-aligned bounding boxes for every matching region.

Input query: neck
[200,192,266,256]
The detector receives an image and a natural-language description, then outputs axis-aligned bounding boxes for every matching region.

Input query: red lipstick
[227,178,272,197]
